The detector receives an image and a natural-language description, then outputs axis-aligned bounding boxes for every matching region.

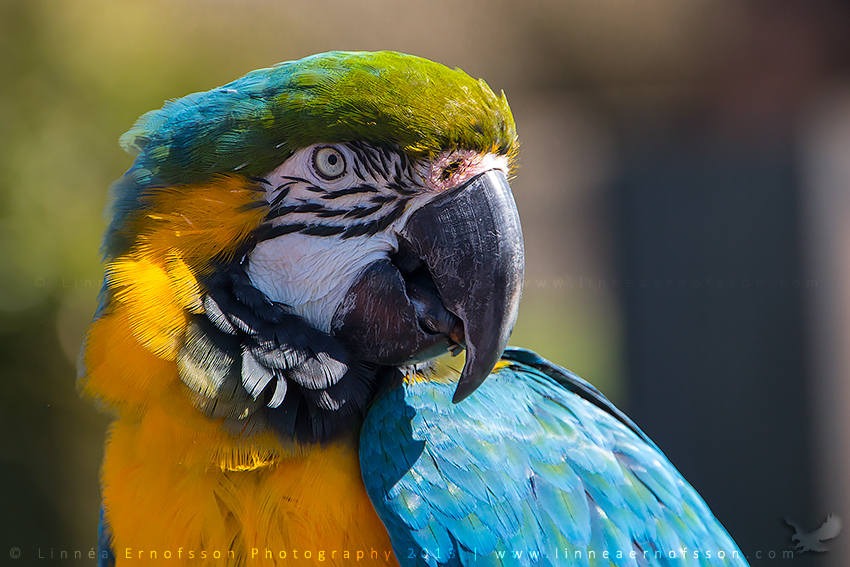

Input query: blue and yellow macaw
[80,51,747,566]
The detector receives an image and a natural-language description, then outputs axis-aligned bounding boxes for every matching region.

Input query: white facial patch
[248,231,396,332]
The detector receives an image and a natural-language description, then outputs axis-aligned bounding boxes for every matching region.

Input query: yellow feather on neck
[82,174,266,414]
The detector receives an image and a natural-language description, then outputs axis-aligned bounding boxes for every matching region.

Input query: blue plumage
[360,348,747,567]
[97,506,115,567]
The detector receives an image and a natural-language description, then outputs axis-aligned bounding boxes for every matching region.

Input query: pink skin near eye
[426,150,510,192]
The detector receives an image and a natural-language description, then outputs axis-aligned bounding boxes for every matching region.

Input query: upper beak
[399,169,524,402]
[331,169,524,403]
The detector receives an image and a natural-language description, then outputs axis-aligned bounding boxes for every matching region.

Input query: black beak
[400,170,524,402]
[331,170,524,403]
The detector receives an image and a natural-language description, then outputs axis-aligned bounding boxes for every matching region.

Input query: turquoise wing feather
[97,506,115,567]
[360,348,747,567]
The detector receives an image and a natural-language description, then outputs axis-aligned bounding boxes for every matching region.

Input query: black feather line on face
[294,202,325,213]
[352,143,385,179]
[300,224,346,237]
[386,181,416,195]
[255,198,407,243]
[321,183,379,200]
[345,142,371,174]
[186,260,388,443]
[316,208,348,218]
[361,199,407,235]
[268,185,292,208]
[344,203,384,219]
[379,146,393,175]
[279,175,313,185]
[265,204,298,220]
[254,222,306,241]
[249,176,272,186]
[352,160,366,182]
[340,199,409,238]
[371,194,397,204]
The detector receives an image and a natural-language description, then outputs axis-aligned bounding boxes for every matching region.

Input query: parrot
[79,51,748,567]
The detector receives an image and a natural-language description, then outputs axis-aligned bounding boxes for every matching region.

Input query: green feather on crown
[120,50,517,183]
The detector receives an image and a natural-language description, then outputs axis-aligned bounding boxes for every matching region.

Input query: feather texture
[361,349,747,567]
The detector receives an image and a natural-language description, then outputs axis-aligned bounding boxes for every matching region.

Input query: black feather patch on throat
[178,258,385,442]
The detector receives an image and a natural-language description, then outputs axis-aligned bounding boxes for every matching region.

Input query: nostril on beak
[420,316,439,334]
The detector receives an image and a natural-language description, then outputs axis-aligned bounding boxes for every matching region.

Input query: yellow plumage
[103,413,394,565]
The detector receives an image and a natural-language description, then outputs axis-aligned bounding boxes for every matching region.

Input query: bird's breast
[101,400,398,566]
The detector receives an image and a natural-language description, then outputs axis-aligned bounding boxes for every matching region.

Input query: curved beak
[331,169,524,403]
[400,170,524,402]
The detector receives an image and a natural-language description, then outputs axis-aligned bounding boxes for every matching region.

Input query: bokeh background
[2,0,850,564]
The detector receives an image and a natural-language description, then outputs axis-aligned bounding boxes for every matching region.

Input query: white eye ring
[312,146,347,180]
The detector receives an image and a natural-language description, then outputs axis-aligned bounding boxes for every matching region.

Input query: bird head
[82,51,524,442]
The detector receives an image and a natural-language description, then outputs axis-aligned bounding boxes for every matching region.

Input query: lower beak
[331,169,524,403]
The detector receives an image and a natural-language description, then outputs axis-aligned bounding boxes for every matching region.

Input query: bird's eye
[312,146,347,180]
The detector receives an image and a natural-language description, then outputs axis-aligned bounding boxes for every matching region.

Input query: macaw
[79,51,747,567]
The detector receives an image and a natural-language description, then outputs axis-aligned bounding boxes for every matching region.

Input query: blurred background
[2,0,850,564]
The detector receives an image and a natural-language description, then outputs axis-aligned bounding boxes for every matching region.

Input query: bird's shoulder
[359,348,747,567]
